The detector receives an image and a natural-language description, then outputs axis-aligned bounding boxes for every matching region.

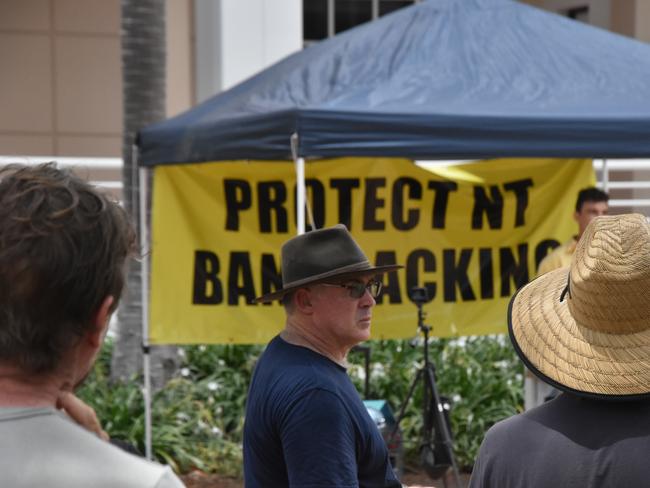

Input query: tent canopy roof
[138,0,650,166]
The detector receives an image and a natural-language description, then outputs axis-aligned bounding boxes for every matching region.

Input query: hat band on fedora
[282,260,372,289]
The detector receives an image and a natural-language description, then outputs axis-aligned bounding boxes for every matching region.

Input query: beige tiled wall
[54,0,120,33]
[0,33,53,133]
[167,0,194,117]
[610,0,636,37]
[55,37,122,135]
[521,0,649,40]
[635,0,650,42]
[0,0,194,158]
[0,0,51,31]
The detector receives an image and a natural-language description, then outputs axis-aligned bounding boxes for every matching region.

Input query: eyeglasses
[320,280,383,299]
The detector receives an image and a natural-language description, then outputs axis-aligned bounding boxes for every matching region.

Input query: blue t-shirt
[243,336,401,488]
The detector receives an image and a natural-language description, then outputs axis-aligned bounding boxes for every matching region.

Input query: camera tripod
[389,290,463,488]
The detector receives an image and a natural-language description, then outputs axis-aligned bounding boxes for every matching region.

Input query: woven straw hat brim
[509,268,650,399]
[255,263,402,303]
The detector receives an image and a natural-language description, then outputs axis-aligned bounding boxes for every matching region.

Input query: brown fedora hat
[255,224,402,303]
[509,213,650,399]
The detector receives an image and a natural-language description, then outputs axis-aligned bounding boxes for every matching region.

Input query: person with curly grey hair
[0,163,184,487]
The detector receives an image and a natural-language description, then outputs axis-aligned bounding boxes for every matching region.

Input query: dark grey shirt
[469,393,650,488]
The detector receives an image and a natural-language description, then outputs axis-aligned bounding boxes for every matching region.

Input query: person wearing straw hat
[243,224,403,488]
[525,187,609,411]
[469,213,650,488]
[0,163,185,487]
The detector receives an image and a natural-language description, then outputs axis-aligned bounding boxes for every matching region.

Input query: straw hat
[509,213,650,399]
[255,224,402,303]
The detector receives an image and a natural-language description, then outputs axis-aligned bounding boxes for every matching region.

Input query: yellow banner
[149,158,594,344]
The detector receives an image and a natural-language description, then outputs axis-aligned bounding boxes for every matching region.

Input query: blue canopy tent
[134,0,650,459]
[139,0,650,164]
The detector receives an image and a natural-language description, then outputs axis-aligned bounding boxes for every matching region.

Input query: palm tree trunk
[111,0,179,390]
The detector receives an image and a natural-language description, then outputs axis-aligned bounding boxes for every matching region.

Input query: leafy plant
[348,335,524,469]
[77,340,264,476]
[78,336,522,476]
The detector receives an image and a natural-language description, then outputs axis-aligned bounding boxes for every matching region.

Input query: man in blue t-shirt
[244,225,403,488]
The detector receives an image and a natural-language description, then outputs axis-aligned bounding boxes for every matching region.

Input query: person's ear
[88,296,114,348]
[294,288,313,313]
[573,210,580,223]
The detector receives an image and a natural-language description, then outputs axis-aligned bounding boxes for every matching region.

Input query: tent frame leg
[137,158,153,461]
[291,133,315,234]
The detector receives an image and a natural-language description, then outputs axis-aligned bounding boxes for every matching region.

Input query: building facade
[523,0,650,42]
[1,0,649,175]
[0,0,303,158]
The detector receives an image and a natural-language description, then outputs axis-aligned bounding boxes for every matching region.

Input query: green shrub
[77,341,263,476]
[347,336,524,469]
[78,336,522,475]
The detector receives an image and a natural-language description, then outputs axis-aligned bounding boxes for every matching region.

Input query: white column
[194,0,303,101]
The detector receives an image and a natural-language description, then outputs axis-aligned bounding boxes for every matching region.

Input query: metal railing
[2,156,650,215]
[594,159,650,213]
[0,156,123,202]
[418,158,650,216]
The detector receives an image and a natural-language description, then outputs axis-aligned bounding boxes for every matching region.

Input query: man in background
[525,186,608,410]
[537,187,609,275]
[244,224,403,487]
[0,163,184,487]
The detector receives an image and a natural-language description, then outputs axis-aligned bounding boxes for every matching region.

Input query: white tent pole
[602,158,609,193]
[136,150,153,461]
[296,159,306,235]
[327,0,335,38]
[291,133,306,235]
